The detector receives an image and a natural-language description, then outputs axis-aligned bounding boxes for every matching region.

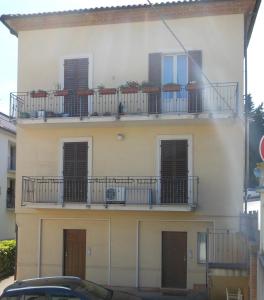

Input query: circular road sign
[259,136,264,161]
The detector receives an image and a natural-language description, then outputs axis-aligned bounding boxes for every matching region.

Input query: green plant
[119,81,140,89]
[97,84,105,90]
[0,239,16,279]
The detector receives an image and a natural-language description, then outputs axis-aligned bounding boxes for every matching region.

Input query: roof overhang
[0,0,260,46]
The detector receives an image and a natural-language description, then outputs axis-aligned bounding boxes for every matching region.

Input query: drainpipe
[244,22,249,214]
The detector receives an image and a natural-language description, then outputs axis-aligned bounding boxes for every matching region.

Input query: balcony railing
[6,192,15,209]
[10,83,238,120]
[207,231,249,269]
[22,176,199,208]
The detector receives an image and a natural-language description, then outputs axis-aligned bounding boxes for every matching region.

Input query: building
[0,0,260,294]
[0,112,16,240]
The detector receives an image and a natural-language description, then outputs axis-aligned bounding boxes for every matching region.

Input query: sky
[0,0,263,115]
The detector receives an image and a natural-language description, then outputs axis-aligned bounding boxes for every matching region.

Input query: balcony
[10,82,238,124]
[6,191,15,209]
[22,176,199,211]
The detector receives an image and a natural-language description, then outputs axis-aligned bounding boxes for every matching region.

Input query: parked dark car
[0,276,141,300]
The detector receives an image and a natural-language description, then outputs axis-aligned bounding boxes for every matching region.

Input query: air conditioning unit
[105,187,125,203]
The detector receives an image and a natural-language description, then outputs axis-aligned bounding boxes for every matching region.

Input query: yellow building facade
[1,0,259,292]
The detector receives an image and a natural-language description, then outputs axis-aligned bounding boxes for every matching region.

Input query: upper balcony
[10,82,238,125]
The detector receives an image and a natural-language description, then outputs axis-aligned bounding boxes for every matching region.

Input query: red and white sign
[259,136,264,161]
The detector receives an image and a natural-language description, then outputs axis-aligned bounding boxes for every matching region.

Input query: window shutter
[148,53,161,113]
[64,58,89,116]
[188,50,202,113]
[161,140,188,178]
[63,142,88,203]
[160,140,188,204]
[188,50,202,83]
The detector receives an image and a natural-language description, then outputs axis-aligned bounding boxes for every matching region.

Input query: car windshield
[74,280,112,300]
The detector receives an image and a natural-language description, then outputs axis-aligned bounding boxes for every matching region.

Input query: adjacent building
[0,112,16,240]
[0,0,260,294]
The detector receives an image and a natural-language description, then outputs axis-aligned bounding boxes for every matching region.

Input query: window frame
[197,232,207,264]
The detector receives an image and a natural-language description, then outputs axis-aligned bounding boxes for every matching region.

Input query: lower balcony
[22,176,199,211]
[10,82,238,124]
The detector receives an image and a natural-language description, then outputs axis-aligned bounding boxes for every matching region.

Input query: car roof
[4,277,82,292]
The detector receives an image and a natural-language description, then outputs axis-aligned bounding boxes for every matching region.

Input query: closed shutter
[63,142,88,202]
[64,58,89,116]
[148,53,161,113]
[188,50,202,113]
[160,140,188,203]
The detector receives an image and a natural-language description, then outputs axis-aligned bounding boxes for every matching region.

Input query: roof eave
[0,15,18,37]
[246,0,261,47]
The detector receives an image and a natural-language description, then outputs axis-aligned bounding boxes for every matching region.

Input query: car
[0,276,142,300]
[246,188,260,200]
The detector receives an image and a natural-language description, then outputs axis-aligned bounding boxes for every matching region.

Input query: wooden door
[162,231,187,288]
[63,142,88,203]
[160,140,188,204]
[64,229,86,279]
[64,58,89,117]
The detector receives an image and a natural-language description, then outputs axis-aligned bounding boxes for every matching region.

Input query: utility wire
[146,0,242,118]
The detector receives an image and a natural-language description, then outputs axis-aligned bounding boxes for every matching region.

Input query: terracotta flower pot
[187,83,201,91]
[54,89,69,97]
[30,91,47,98]
[141,86,160,93]
[162,84,181,92]
[77,89,94,96]
[120,87,139,94]
[99,88,117,95]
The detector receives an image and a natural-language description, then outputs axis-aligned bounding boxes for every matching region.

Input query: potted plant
[140,81,160,93]
[162,83,181,92]
[120,81,140,94]
[54,89,69,96]
[98,84,117,95]
[77,88,94,96]
[186,81,201,91]
[30,90,48,98]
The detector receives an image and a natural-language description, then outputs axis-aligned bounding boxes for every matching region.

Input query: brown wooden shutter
[160,140,188,204]
[64,58,89,117]
[161,140,188,178]
[188,50,202,113]
[148,53,161,113]
[63,142,88,202]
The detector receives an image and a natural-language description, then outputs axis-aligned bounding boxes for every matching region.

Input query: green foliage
[247,95,264,187]
[0,240,16,278]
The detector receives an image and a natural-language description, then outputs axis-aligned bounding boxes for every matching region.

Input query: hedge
[0,240,16,279]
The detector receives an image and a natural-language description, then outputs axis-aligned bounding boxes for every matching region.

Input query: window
[8,142,16,170]
[162,54,188,99]
[197,232,207,264]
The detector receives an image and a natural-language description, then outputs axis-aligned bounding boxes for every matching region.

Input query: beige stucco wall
[16,211,214,288]
[17,14,244,110]
[16,120,244,217]
[0,130,15,240]
[14,11,246,288]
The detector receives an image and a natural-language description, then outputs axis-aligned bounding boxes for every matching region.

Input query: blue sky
[0,0,263,114]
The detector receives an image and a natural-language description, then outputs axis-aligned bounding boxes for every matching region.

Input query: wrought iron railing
[10,83,238,120]
[6,192,15,209]
[22,176,199,208]
[207,230,249,268]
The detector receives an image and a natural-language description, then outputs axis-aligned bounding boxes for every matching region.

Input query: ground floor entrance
[63,229,86,279]
[162,231,187,288]
[16,213,222,289]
